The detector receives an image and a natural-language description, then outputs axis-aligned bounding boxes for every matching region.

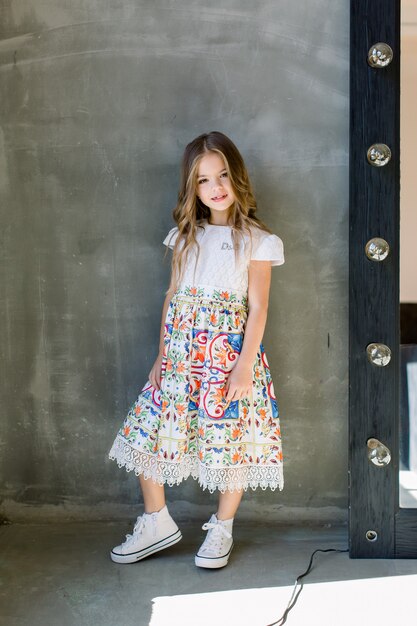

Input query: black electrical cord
[266,547,349,626]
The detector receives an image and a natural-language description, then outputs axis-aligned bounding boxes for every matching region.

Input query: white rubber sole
[194,542,234,569]
[110,529,182,564]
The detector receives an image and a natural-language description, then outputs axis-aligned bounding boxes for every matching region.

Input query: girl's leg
[217,488,244,520]
[111,475,181,563]
[195,488,243,568]
[139,475,166,513]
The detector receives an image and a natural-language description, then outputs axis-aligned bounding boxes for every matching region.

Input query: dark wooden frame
[349,0,417,558]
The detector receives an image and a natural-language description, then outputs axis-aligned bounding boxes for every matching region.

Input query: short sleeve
[162,227,179,249]
[250,232,285,266]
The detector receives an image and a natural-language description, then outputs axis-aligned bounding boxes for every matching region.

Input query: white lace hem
[108,437,284,494]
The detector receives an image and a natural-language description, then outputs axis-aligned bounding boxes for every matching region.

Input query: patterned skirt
[108,283,284,493]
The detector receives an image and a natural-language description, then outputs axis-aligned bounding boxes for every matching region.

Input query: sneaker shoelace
[124,513,158,545]
[200,521,232,554]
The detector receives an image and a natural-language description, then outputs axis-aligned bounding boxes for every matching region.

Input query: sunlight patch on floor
[150,574,417,626]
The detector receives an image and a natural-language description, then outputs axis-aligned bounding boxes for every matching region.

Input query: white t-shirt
[163,219,284,295]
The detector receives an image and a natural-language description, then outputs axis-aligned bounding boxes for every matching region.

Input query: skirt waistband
[172,283,248,309]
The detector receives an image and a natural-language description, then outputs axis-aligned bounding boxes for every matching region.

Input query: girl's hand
[149,352,164,390]
[224,361,253,403]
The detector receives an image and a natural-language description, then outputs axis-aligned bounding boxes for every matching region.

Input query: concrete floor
[1,520,417,626]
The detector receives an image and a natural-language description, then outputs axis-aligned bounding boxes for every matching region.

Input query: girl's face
[196,152,236,217]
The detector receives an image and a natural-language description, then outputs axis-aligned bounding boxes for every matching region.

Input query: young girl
[108,131,285,569]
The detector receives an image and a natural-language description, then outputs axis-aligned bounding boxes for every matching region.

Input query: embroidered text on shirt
[221,242,238,250]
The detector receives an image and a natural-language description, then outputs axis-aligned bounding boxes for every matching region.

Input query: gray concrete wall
[0,1,349,522]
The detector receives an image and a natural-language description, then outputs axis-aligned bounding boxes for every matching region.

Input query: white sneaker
[110,505,182,564]
[195,514,234,569]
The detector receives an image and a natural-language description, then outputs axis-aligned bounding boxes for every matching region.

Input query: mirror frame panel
[349,0,403,558]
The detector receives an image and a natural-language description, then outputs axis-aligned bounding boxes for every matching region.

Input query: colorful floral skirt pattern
[108,283,283,493]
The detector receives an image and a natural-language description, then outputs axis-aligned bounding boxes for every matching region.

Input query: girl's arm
[225,260,272,402]
[149,284,176,390]
[158,287,176,356]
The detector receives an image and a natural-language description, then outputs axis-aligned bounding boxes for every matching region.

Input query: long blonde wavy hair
[164,131,273,294]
